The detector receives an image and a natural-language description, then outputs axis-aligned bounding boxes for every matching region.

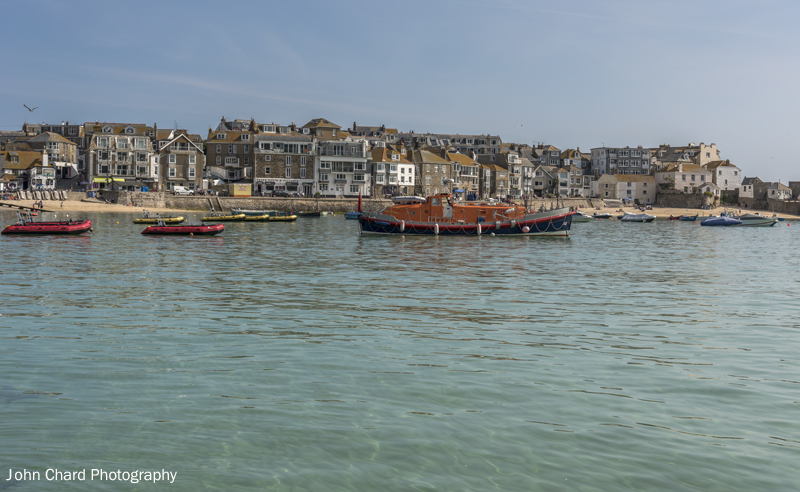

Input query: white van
[173,186,192,196]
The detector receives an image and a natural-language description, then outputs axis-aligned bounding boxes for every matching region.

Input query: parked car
[273,190,289,197]
[173,186,193,196]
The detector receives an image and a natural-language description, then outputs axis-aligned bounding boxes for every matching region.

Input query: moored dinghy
[701,216,742,226]
[2,211,92,235]
[619,212,656,222]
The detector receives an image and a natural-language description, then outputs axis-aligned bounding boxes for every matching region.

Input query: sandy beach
[2,199,192,214]
[3,199,799,221]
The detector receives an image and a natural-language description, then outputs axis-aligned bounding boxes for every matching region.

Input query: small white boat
[738,213,778,227]
[592,212,613,220]
[619,212,655,222]
[571,210,594,222]
[391,196,427,205]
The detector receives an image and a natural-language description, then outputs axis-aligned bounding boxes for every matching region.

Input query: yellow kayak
[133,216,185,224]
[200,213,245,221]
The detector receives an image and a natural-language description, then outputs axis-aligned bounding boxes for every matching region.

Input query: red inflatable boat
[2,219,92,235]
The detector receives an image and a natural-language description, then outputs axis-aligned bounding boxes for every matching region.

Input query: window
[285,156,291,166]
[682,174,686,181]
[354,174,364,182]
[216,133,226,139]
[301,156,306,166]
[335,174,346,181]
[225,157,237,165]
[216,156,221,165]
[604,184,608,188]
[135,138,146,149]
[242,134,250,141]
[320,161,331,169]
[228,144,233,154]
[169,168,176,178]
[125,127,134,134]
[117,138,129,149]
[264,167,270,175]
[691,174,696,181]
[285,167,291,178]
[354,162,365,171]
[189,155,196,165]
[168,155,176,164]
[320,173,328,181]
[264,155,271,161]
[99,164,109,174]
[390,164,397,172]
[137,153,147,162]
[643,190,647,195]
[301,168,306,178]
[244,145,249,153]
[117,152,128,161]
[376,163,385,172]
[189,167,195,178]
[350,185,359,193]
[333,145,344,156]
[319,183,328,191]
[216,144,221,153]
[244,156,249,166]
[376,175,385,183]
[701,175,705,182]
[425,176,431,185]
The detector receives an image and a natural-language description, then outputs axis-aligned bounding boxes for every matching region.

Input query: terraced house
[371,145,414,197]
[445,152,480,200]
[85,123,155,190]
[253,128,315,196]
[0,151,53,191]
[156,131,205,193]
[206,120,256,183]
[27,132,78,179]
[316,138,369,198]
[407,148,452,197]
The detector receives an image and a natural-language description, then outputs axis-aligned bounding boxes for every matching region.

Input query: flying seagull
[23,104,38,112]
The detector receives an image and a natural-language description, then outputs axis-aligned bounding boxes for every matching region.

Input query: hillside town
[0,117,796,211]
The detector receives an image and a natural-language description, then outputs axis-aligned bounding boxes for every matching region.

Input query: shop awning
[93,177,125,183]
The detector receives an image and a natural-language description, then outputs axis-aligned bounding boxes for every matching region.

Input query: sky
[1,0,798,181]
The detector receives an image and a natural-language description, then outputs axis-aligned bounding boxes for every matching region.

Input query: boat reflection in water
[358,194,572,236]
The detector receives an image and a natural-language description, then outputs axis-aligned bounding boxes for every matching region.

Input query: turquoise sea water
[1,211,799,491]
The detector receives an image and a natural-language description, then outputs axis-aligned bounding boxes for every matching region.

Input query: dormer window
[102,125,113,133]
[303,128,310,134]
[216,133,226,139]
[391,153,399,161]
[242,134,250,141]
[125,126,135,134]
[332,129,338,137]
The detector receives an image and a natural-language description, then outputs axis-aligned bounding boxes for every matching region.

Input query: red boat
[2,219,92,235]
[141,223,225,235]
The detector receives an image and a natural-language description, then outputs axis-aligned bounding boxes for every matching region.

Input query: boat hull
[133,216,185,224]
[345,212,362,220]
[200,214,245,221]
[679,215,698,221]
[359,208,572,236]
[701,217,742,226]
[142,224,225,235]
[2,219,92,235]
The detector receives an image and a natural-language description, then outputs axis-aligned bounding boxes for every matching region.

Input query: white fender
[511,219,516,228]
[522,226,530,233]
[496,221,501,231]
[400,220,405,232]
[434,223,439,235]
[477,223,482,235]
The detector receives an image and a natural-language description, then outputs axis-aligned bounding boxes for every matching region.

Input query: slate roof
[0,151,43,170]
[446,153,479,167]
[28,132,73,144]
[371,147,412,164]
[302,118,341,129]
